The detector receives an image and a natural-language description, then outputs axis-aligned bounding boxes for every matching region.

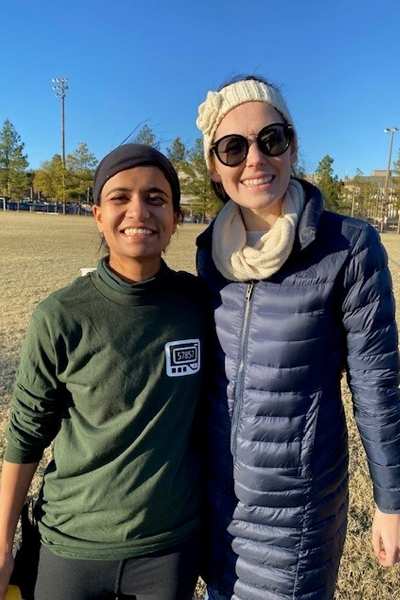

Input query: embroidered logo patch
[165,339,200,377]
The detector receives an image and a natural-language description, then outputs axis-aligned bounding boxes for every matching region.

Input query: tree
[388,149,400,222]
[166,137,187,169]
[0,119,29,199]
[33,144,98,207]
[315,155,342,211]
[392,148,400,184]
[66,142,98,203]
[350,169,381,219]
[392,148,400,199]
[34,155,65,202]
[181,138,222,221]
[133,125,160,150]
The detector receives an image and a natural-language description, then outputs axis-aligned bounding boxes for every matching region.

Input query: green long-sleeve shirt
[6,259,207,560]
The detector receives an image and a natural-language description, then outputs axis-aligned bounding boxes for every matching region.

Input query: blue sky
[1,0,399,179]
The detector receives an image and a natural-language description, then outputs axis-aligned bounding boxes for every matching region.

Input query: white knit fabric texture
[212,179,305,282]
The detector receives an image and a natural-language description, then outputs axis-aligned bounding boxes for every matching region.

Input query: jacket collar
[294,178,324,251]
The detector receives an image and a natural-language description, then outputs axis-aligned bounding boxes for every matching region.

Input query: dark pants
[34,534,201,600]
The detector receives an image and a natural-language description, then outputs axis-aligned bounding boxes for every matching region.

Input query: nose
[245,138,266,167]
[126,196,150,221]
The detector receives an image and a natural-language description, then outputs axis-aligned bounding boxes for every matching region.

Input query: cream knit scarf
[212,179,305,282]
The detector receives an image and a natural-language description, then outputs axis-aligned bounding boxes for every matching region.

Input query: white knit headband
[196,79,296,169]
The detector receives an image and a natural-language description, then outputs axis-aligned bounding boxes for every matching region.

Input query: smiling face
[210,102,297,230]
[92,166,179,282]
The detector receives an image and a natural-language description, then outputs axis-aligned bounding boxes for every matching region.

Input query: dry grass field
[0,210,399,599]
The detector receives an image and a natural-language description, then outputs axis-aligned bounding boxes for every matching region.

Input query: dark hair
[209,74,297,203]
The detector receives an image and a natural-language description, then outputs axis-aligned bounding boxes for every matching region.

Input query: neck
[240,205,281,231]
[108,257,162,283]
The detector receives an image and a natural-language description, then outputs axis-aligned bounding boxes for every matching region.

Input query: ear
[210,167,222,183]
[92,205,104,233]
[171,211,180,234]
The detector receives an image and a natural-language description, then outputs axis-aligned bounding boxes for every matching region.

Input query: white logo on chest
[164,339,201,377]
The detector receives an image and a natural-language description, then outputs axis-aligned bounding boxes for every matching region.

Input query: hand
[372,507,400,567]
[0,550,14,600]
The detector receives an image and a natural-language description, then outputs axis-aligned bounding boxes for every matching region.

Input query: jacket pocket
[233,390,321,491]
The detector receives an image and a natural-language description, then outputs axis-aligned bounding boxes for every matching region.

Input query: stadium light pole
[52,77,68,210]
[52,77,68,166]
[381,126,398,233]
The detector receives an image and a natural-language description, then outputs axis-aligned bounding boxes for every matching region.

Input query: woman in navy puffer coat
[195,75,400,600]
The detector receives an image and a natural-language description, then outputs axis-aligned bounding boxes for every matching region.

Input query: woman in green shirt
[0,144,207,600]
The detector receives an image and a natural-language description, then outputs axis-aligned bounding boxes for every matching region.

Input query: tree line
[0,119,399,221]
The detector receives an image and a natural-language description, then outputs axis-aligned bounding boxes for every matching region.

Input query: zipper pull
[245,282,255,302]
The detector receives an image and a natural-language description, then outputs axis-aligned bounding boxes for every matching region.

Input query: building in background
[305,170,399,232]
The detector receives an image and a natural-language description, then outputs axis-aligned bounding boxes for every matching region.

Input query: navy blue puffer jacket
[196,180,400,600]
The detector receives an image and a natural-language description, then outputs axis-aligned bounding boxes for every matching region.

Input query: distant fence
[4,201,93,215]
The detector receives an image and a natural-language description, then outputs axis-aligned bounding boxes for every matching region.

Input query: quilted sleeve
[342,223,400,511]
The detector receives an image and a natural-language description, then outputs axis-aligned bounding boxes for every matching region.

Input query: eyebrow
[105,185,170,198]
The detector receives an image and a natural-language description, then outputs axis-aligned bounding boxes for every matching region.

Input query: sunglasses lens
[214,135,247,166]
[258,124,291,156]
[212,124,292,166]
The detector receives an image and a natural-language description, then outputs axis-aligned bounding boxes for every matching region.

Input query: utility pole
[381,126,398,233]
[52,77,68,212]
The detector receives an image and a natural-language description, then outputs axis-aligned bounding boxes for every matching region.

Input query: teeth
[123,228,153,235]
[243,176,273,186]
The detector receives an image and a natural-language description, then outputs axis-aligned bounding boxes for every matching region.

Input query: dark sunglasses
[211,123,294,167]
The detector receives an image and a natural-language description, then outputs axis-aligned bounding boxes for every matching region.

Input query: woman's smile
[240,175,274,189]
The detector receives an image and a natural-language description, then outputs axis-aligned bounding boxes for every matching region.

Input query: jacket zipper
[231,282,255,458]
